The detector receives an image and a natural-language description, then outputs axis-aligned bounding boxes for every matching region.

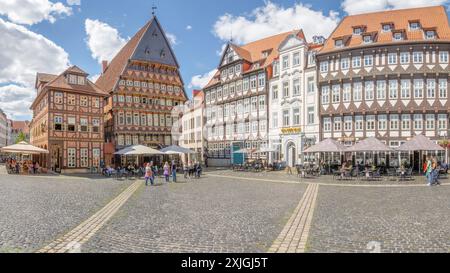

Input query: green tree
[15,131,26,144]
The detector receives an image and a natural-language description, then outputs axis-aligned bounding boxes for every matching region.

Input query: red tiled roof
[11,121,30,134]
[204,30,306,89]
[44,66,108,96]
[321,6,450,54]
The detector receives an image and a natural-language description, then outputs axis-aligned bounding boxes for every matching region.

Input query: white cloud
[186,25,192,31]
[216,43,227,57]
[342,0,449,15]
[213,1,339,44]
[66,0,80,5]
[0,85,36,119]
[0,18,70,119]
[0,0,72,25]
[166,32,178,46]
[85,19,128,64]
[189,69,218,89]
[89,74,100,83]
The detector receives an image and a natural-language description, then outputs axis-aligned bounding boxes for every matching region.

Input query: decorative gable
[278,35,305,52]
[131,17,179,68]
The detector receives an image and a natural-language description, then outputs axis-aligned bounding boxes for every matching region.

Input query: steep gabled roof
[31,66,107,110]
[35,73,58,89]
[204,30,305,89]
[320,5,450,54]
[43,66,107,96]
[95,16,180,93]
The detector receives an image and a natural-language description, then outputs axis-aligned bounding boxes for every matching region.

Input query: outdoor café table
[397,169,406,181]
[362,170,374,181]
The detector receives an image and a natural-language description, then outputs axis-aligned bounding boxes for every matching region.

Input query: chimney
[102,60,108,74]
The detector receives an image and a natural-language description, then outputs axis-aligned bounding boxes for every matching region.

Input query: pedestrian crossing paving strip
[37,180,142,253]
[268,183,319,253]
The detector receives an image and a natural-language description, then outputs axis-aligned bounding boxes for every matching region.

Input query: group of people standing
[144,161,202,186]
[6,159,42,174]
[424,156,447,186]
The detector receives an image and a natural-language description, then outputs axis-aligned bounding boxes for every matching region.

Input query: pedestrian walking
[144,163,154,186]
[183,163,189,179]
[425,156,433,186]
[431,157,440,186]
[171,160,177,182]
[164,162,170,182]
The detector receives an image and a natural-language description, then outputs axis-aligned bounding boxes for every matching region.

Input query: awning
[234,148,255,154]
[0,141,49,154]
[254,147,278,153]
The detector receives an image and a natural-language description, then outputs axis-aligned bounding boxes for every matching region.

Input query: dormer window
[363,35,372,44]
[335,39,343,48]
[382,24,392,32]
[68,74,77,84]
[353,28,362,35]
[409,21,420,30]
[393,32,403,41]
[77,76,85,85]
[425,30,436,40]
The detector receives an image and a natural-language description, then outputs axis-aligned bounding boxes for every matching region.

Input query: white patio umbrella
[1,141,49,155]
[160,145,196,155]
[114,145,164,167]
[114,145,164,155]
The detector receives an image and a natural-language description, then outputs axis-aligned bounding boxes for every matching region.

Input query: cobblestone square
[0,170,449,253]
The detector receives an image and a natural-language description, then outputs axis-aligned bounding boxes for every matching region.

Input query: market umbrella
[396,134,444,152]
[114,145,164,155]
[1,141,49,154]
[304,139,346,153]
[345,137,392,152]
[160,145,196,155]
[114,145,164,168]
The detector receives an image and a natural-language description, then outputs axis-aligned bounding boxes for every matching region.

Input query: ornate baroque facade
[268,33,323,167]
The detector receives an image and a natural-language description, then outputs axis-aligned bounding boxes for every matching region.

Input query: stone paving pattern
[307,185,450,253]
[83,177,306,253]
[1,168,449,253]
[206,169,439,186]
[0,175,132,253]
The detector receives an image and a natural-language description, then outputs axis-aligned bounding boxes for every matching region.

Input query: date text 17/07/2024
[181,257,269,271]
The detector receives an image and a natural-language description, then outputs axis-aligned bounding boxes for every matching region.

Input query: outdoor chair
[350,168,359,180]
[404,168,414,181]
[372,168,382,181]
[332,170,341,180]
[386,168,398,181]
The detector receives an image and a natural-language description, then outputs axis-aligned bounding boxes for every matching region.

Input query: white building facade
[0,110,8,148]
[268,34,323,167]
[180,91,206,164]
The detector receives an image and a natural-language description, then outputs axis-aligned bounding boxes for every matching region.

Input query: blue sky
[0,0,449,120]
